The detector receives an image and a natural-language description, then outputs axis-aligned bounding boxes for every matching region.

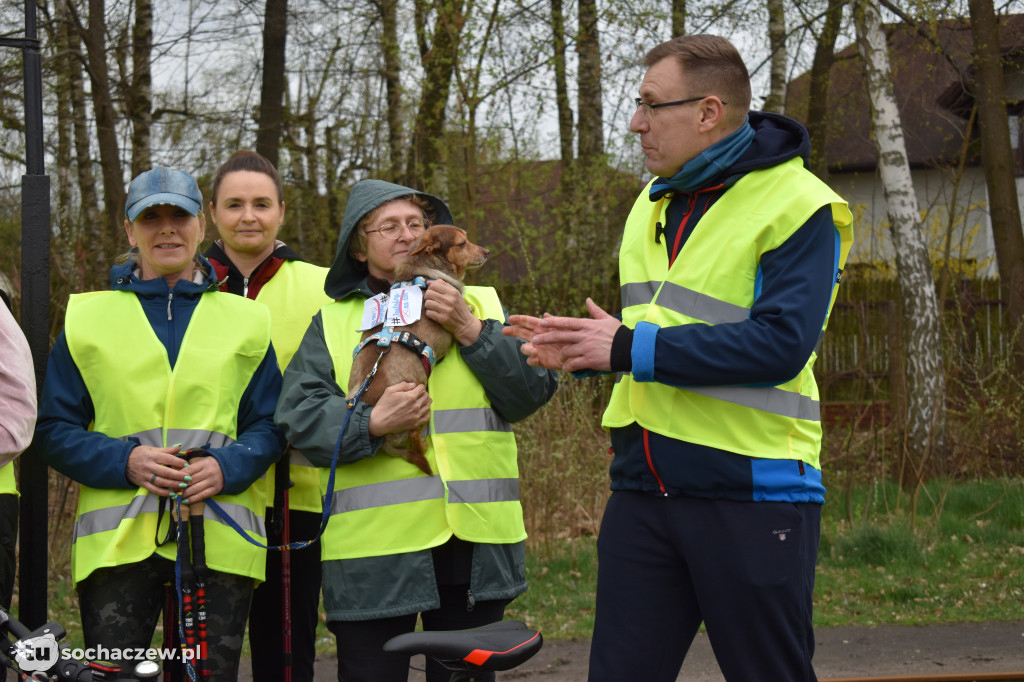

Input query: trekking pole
[176,497,198,682]
[281,488,292,682]
[189,500,209,679]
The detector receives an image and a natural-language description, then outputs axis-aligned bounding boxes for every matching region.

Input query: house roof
[786,14,1024,172]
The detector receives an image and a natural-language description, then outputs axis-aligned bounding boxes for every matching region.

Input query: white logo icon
[15,633,59,672]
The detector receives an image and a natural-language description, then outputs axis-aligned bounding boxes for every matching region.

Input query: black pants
[77,554,255,681]
[328,585,509,682]
[0,494,17,609]
[589,492,820,682]
[247,509,323,682]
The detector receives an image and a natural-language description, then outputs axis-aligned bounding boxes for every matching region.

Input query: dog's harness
[352,277,437,377]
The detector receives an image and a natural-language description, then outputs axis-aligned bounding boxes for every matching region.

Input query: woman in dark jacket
[276,179,557,682]
[36,167,284,681]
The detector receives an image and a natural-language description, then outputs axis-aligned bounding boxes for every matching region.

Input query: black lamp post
[0,0,50,628]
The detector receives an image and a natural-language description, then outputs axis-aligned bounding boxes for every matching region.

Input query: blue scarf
[650,117,755,199]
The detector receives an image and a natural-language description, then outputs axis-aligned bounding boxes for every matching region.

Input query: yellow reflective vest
[0,466,15,496]
[603,157,854,468]
[253,259,332,513]
[64,289,272,585]
[319,287,525,561]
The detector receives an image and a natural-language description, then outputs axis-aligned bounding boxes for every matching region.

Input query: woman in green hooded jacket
[275,179,557,682]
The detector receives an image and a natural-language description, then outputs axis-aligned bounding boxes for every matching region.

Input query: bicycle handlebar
[0,608,160,681]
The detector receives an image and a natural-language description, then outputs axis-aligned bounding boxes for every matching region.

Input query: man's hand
[368,382,432,437]
[424,279,483,346]
[504,298,621,372]
[504,313,569,370]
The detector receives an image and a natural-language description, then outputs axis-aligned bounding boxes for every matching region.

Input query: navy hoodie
[607,112,839,504]
[36,259,284,494]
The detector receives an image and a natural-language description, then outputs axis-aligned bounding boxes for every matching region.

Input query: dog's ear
[408,228,451,257]
[406,236,437,258]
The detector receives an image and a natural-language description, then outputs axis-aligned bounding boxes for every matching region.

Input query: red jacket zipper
[642,428,667,495]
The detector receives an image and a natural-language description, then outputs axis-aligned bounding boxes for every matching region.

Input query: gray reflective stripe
[127,429,163,447]
[432,408,512,434]
[621,281,660,308]
[123,429,235,449]
[447,478,519,504]
[204,501,265,536]
[73,494,160,541]
[73,494,266,541]
[328,476,445,515]
[684,385,820,421]
[621,281,750,324]
[166,429,235,449]
[654,282,749,324]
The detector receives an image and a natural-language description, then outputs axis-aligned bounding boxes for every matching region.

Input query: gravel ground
[238,619,1024,681]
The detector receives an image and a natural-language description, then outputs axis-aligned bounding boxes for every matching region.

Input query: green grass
[511,477,1024,639]
[26,478,1024,648]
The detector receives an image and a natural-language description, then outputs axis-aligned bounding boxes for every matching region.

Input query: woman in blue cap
[276,179,558,682]
[36,167,284,680]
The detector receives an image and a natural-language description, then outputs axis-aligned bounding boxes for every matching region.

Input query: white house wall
[826,167,1004,278]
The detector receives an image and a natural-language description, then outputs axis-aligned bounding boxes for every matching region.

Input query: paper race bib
[359,286,423,330]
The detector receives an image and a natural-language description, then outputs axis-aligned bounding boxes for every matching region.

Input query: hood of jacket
[724,110,812,180]
[324,179,453,300]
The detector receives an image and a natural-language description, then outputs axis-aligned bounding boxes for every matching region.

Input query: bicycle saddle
[383,620,543,671]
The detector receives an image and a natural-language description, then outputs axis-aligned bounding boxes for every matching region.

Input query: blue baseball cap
[125,167,203,221]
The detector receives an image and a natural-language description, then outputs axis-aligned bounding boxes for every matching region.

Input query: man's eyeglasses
[365,218,430,240]
[633,96,726,116]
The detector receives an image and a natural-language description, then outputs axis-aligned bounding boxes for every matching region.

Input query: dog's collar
[352,328,436,376]
[391,276,431,291]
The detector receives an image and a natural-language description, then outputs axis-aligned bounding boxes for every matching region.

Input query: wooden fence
[816,278,1011,402]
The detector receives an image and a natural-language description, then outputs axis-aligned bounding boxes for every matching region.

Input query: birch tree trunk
[763,0,787,114]
[855,0,946,486]
[967,0,1024,370]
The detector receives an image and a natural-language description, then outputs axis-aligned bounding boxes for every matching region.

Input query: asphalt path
[238,619,1024,681]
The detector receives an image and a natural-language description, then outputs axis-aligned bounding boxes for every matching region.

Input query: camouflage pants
[77,553,255,681]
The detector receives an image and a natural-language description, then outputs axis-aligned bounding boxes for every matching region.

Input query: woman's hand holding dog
[424,279,484,346]
[368,382,432,438]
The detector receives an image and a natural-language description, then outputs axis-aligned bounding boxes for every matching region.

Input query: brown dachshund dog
[348,224,490,474]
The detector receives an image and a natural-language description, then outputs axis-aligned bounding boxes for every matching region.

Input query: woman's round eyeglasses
[365,219,430,240]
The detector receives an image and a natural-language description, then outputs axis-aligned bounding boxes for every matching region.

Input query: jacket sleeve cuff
[631,321,659,382]
[610,325,634,372]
